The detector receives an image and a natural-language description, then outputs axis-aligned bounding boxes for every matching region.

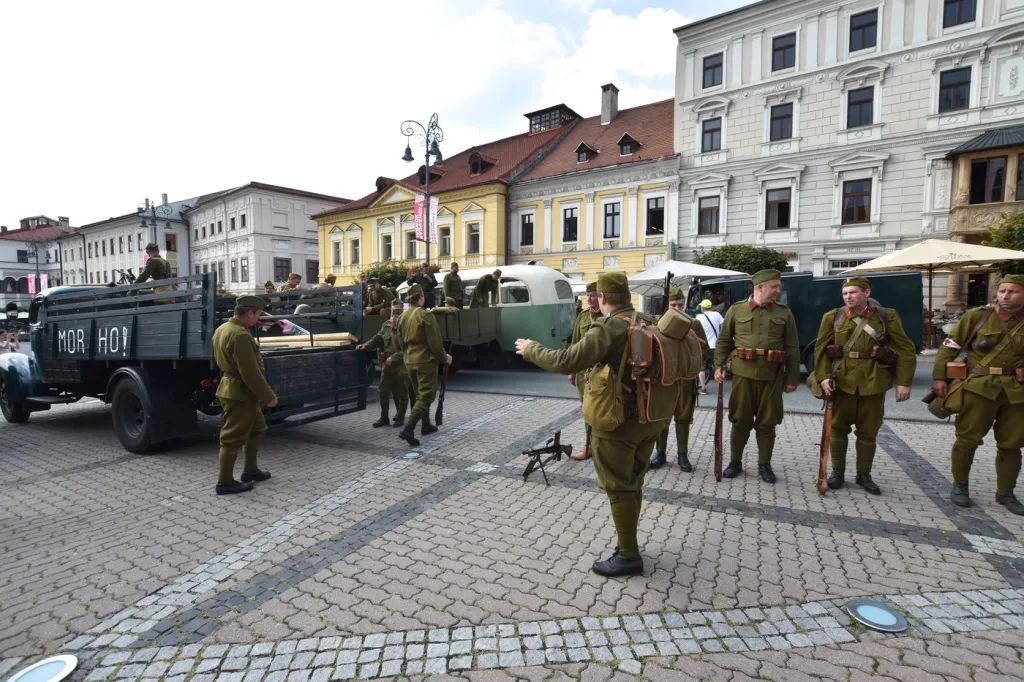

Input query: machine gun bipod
[522,430,572,485]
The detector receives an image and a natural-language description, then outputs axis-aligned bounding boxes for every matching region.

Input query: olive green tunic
[470,276,499,308]
[656,322,711,456]
[935,306,1024,492]
[443,273,464,309]
[812,305,917,473]
[366,287,396,315]
[524,306,664,559]
[398,305,446,422]
[135,255,170,283]
[714,299,800,464]
[571,307,602,401]
[364,320,408,420]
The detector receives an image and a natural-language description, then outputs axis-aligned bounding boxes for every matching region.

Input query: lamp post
[137,198,173,250]
[400,114,444,268]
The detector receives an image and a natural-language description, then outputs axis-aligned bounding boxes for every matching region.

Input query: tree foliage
[985,212,1024,276]
[360,261,410,289]
[692,245,790,275]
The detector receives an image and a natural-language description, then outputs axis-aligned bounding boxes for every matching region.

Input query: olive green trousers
[405,361,438,427]
[656,382,697,455]
[951,390,1024,494]
[218,397,266,484]
[728,375,784,465]
[829,390,885,474]
[378,369,408,421]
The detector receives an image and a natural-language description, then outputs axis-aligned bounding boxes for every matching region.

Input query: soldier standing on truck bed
[213,295,279,495]
[279,272,302,291]
[469,269,501,308]
[135,243,175,303]
[358,300,408,428]
[443,262,464,310]
[397,284,451,447]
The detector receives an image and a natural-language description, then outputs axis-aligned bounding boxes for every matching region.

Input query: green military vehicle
[685,271,924,373]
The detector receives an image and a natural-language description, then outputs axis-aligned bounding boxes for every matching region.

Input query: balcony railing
[462,254,482,266]
[951,201,1024,236]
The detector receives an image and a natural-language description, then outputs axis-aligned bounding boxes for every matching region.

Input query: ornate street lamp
[137,198,173,248]
[400,114,444,267]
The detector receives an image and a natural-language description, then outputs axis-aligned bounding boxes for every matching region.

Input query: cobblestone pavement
[1,388,1023,681]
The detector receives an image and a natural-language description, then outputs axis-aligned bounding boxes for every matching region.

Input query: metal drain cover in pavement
[522,397,535,401]
[846,599,908,633]
[7,655,77,682]
[403,451,421,459]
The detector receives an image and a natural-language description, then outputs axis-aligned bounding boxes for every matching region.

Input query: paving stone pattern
[2,390,1024,681]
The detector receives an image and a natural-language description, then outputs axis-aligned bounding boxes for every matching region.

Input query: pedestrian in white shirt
[696,299,723,394]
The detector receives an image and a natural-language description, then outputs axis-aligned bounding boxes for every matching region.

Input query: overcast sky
[1,0,753,229]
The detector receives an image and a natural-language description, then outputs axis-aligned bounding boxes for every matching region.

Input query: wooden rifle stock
[817,386,833,496]
[714,382,724,482]
[435,362,449,426]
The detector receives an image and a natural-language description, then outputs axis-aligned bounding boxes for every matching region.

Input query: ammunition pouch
[766,349,786,364]
[826,344,843,359]
[736,348,786,363]
[736,348,757,361]
[945,361,968,380]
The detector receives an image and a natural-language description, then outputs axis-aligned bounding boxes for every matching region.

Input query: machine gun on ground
[522,430,572,485]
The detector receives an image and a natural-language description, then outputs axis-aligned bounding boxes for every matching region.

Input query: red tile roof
[316,124,574,219]
[0,226,75,242]
[516,99,676,183]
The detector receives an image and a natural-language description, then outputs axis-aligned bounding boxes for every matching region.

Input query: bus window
[554,280,573,300]
[500,279,530,304]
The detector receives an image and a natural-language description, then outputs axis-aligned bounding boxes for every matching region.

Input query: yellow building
[509,86,679,307]
[314,114,576,281]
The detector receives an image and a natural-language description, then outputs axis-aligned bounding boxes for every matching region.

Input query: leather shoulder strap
[961,306,996,352]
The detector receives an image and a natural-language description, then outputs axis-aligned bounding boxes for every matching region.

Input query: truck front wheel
[112,379,157,454]
[0,379,29,424]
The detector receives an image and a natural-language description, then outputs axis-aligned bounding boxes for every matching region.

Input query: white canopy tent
[627,260,745,296]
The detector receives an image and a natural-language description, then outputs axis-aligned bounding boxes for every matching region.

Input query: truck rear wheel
[112,379,157,454]
[0,379,29,424]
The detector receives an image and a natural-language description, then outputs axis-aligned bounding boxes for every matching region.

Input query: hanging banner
[429,196,438,245]
[39,273,48,290]
[28,276,36,295]
[414,193,425,242]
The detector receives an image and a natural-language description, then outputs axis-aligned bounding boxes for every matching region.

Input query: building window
[702,118,722,152]
[240,214,246,228]
[351,239,360,265]
[127,237,133,252]
[274,258,291,283]
[217,220,223,234]
[646,197,665,235]
[109,238,114,254]
[847,87,874,128]
[333,241,342,265]
[194,265,201,276]
[202,264,208,274]
[563,207,578,242]
[603,202,621,238]
[230,260,238,283]
[440,228,451,256]
[577,150,589,163]
[208,223,214,237]
[703,53,723,88]
[102,241,106,256]
[79,247,82,260]
[118,237,124,253]
[829,258,870,274]
[765,188,792,230]
[620,142,633,155]
[17,250,28,263]
[772,33,796,71]
[770,104,793,141]
[943,0,975,27]
[217,261,225,285]
[230,217,236,230]
[138,233,142,250]
[841,180,872,224]
[849,10,877,51]
[240,257,249,282]
[88,243,92,258]
[195,228,199,240]
[969,157,1007,204]
[520,214,534,246]
[165,233,177,252]
[939,67,971,112]
[306,260,318,284]
[406,232,417,259]
[1016,154,1024,201]
[698,197,720,235]
[382,234,393,260]
[467,223,480,254]
[202,224,206,238]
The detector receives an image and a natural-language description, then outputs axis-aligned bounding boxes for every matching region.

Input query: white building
[673,0,1024,298]
[0,220,71,308]
[185,182,349,292]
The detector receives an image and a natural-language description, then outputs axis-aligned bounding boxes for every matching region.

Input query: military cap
[235,295,266,312]
[144,242,159,251]
[842,276,871,290]
[445,297,456,306]
[288,272,301,280]
[324,273,336,283]
[367,277,379,284]
[451,262,459,268]
[493,269,502,277]
[752,269,781,286]
[700,299,713,309]
[1001,274,1024,288]
[585,281,597,293]
[391,300,404,310]
[668,287,685,301]
[597,271,630,294]
[407,283,423,297]
[263,280,273,288]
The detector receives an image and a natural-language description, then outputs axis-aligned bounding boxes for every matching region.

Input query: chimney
[161,193,168,206]
[0,226,7,234]
[601,83,619,126]
[58,216,70,230]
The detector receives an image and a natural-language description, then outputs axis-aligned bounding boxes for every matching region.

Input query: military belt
[843,351,873,359]
[968,367,1017,376]
[735,347,786,363]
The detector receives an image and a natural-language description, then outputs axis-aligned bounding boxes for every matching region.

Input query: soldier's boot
[216,480,254,495]
[597,496,643,577]
[649,450,667,470]
[827,470,845,490]
[855,472,881,495]
[393,399,408,427]
[758,463,777,484]
[400,414,421,447]
[996,491,1024,515]
[216,447,254,494]
[241,436,271,482]
[677,451,693,473]
[591,548,644,577]
[392,415,404,427]
[241,469,271,483]
[950,481,972,507]
[722,461,743,478]
[372,406,390,428]
[421,415,438,436]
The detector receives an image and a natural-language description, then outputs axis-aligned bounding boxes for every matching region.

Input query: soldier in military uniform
[397,284,451,446]
[407,262,439,308]
[470,270,501,308]
[318,273,337,289]
[263,281,275,294]
[364,278,395,315]
[651,288,711,472]
[279,272,302,291]
[813,276,917,495]
[135,243,175,303]
[429,297,459,314]
[443,263,464,309]
[358,301,408,428]
[714,269,800,484]
[213,295,278,495]
[568,282,601,460]
[933,274,1024,514]
[516,272,664,577]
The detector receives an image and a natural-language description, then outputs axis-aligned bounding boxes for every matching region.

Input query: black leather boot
[372,413,390,428]
[758,463,776,484]
[996,492,1024,515]
[677,452,692,473]
[399,425,420,447]
[827,470,845,490]
[591,548,644,577]
[241,468,271,483]
[950,481,971,507]
[216,480,254,495]
[722,461,743,478]
[421,418,438,436]
[856,472,881,495]
[649,450,666,470]
[392,415,404,427]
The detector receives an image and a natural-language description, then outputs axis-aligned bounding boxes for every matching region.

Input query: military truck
[685,271,924,373]
[0,274,369,454]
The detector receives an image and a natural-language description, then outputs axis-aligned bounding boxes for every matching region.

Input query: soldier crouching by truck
[358,301,408,428]
[213,295,279,495]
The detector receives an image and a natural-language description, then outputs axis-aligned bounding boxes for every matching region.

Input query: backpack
[623,309,704,424]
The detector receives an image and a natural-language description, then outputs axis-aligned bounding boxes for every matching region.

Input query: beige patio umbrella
[842,239,1024,345]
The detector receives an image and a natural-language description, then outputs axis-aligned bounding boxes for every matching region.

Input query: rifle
[435,361,450,426]
[714,381,724,482]
[817,381,834,496]
[522,430,573,485]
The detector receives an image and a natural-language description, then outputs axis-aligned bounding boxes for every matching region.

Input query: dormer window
[577,151,589,163]
[617,133,640,156]
[575,142,597,163]
[621,143,633,155]
[468,152,496,176]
